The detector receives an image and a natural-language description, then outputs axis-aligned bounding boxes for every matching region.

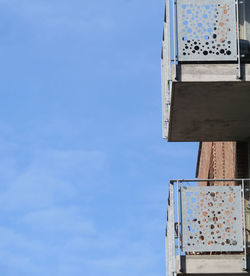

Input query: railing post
[242,179,247,270]
[166,182,176,276]
[161,0,172,139]
[173,0,177,80]
[170,183,176,275]
[236,0,242,79]
[176,180,181,272]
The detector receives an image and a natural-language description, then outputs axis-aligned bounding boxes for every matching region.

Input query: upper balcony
[166,179,250,276]
[161,0,250,141]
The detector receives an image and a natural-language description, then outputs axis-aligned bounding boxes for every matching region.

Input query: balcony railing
[166,179,250,276]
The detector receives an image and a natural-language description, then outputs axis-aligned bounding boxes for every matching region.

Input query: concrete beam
[177,255,248,274]
[174,64,250,82]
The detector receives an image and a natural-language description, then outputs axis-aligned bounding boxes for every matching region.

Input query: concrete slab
[174,64,250,82]
[168,73,250,141]
[176,255,248,274]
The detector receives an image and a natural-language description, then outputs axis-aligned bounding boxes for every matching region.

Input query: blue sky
[0,0,198,275]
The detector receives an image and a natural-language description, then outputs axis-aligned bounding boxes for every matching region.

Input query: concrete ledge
[177,255,248,274]
[174,64,250,82]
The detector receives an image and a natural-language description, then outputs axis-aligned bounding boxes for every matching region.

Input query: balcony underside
[168,64,250,141]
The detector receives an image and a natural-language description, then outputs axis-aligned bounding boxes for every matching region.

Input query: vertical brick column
[197,142,236,186]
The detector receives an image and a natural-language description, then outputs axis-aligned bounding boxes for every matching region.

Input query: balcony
[166,179,250,276]
[161,0,250,141]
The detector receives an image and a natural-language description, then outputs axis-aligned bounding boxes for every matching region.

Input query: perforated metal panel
[177,0,237,61]
[181,186,243,252]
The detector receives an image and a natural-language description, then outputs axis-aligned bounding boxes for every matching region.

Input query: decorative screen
[177,0,237,61]
[181,186,243,252]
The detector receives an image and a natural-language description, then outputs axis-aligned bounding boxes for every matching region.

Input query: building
[196,142,249,181]
[161,0,250,275]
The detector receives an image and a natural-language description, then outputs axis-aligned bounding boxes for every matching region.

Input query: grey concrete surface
[174,64,250,82]
[176,255,248,274]
[168,64,250,142]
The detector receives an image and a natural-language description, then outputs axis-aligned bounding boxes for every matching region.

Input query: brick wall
[197,142,238,185]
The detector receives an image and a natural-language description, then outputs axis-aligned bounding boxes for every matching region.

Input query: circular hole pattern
[183,187,240,251]
[181,3,234,59]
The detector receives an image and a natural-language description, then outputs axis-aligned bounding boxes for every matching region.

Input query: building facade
[162,0,250,275]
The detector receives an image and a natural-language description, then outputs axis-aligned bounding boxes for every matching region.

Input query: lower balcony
[166,179,250,276]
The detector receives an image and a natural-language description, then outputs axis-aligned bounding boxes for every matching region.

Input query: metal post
[173,0,177,80]
[166,0,171,82]
[166,189,170,276]
[242,179,247,270]
[161,46,167,138]
[179,181,183,253]
[176,180,181,272]
[236,0,242,79]
[161,0,172,140]
[170,183,176,275]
